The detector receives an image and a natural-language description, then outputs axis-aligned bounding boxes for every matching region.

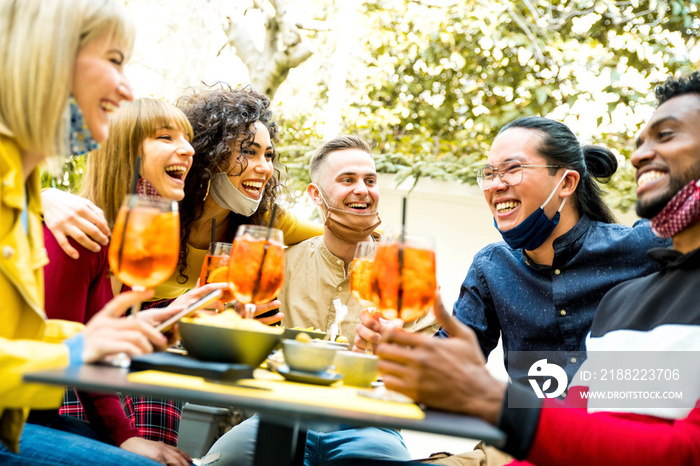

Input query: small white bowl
[282,339,343,373]
[334,351,378,388]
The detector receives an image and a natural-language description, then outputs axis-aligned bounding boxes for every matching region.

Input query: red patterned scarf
[136,178,162,198]
[649,179,700,238]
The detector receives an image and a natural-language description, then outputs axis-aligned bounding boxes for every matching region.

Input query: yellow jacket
[0,136,83,452]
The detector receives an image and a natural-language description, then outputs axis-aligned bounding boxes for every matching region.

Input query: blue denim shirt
[438,216,670,385]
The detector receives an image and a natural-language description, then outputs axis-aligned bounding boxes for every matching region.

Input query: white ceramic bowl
[334,351,378,388]
[282,339,345,373]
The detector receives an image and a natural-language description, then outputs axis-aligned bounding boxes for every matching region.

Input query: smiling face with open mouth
[71,33,133,143]
[317,148,379,214]
[225,121,274,201]
[141,125,194,201]
[485,128,565,232]
[632,94,700,219]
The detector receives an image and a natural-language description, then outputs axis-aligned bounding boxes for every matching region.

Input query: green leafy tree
[41,155,87,193]
[43,0,700,215]
[340,0,699,209]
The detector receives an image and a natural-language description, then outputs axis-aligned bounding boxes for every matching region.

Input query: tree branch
[223,0,313,98]
[253,0,275,19]
[603,7,656,24]
[505,3,545,63]
[547,6,597,30]
[521,0,542,25]
[225,13,260,64]
[648,3,667,28]
[295,19,332,31]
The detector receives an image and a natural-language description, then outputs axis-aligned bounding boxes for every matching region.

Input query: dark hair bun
[582,145,617,182]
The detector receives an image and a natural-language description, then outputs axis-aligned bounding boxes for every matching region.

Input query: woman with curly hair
[44,85,323,445]
[149,85,322,311]
[119,86,322,446]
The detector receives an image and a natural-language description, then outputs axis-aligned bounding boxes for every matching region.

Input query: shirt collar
[647,246,700,271]
[136,178,162,197]
[520,215,591,270]
[312,236,343,268]
[552,214,591,249]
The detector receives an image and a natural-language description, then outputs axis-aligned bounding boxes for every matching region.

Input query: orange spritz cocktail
[371,238,436,323]
[350,241,377,308]
[199,242,235,303]
[350,257,375,307]
[228,225,285,308]
[108,196,180,290]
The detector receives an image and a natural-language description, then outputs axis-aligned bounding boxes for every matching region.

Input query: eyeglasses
[475,161,561,190]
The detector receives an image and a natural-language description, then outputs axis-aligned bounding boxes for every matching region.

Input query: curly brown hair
[175,84,282,283]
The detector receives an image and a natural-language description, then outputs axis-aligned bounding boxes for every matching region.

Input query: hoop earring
[203,179,211,201]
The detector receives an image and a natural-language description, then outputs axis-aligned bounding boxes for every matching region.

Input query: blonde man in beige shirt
[278,135,437,342]
[202,135,434,466]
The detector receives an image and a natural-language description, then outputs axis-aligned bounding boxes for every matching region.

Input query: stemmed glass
[371,232,436,323]
[108,195,180,298]
[350,241,377,309]
[350,241,378,353]
[227,225,285,319]
[107,195,180,366]
[199,242,235,304]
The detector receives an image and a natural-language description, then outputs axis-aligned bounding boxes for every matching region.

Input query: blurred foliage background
[45,0,700,213]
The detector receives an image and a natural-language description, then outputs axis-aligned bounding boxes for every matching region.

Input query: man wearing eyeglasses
[371,72,700,466]
[356,116,669,388]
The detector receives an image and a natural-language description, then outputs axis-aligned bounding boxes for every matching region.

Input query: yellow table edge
[128,369,425,420]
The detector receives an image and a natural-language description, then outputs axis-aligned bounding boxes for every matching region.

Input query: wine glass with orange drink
[371,231,436,324]
[108,195,180,296]
[107,195,180,366]
[350,241,377,309]
[199,242,235,304]
[227,225,285,319]
[350,241,379,352]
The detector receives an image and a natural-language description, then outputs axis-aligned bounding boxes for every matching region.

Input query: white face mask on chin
[209,171,264,217]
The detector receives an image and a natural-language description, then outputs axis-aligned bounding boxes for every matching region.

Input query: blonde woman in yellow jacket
[0,1,188,464]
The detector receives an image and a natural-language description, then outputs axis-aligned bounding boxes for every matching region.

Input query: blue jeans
[201,416,412,466]
[27,409,105,442]
[0,423,162,465]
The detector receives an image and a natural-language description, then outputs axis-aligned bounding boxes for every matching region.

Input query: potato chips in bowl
[180,311,283,366]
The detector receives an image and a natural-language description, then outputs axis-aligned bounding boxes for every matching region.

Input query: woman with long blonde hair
[38,98,206,465]
[0,0,180,464]
[81,98,194,227]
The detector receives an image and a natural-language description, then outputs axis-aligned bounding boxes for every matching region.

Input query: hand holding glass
[350,241,379,353]
[106,195,179,367]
